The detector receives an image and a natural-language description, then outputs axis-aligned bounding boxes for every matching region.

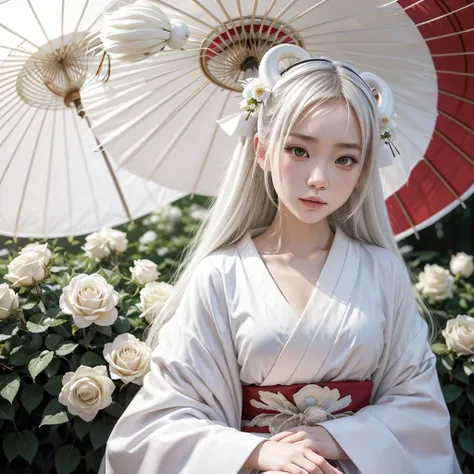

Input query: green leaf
[55,445,81,474]
[463,361,474,376]
[22,302,38,311]
[44,357,61,377]
[89,416,116,450]
[21,383,44,414]
[26,313,51,333]
[49,318,68,327]
[113,316,132,333]
[467,386,474,404]
[29,333,44,351]
[0,397,15,420]
[45,334,64,351]
[2,433,18,463]
[96,325,112,338]
[104,401,125,418]
[28,350,54,380]
[9,345,33,366]
[44,375,63,396]
[459,429,474,457]
[55,342,78,357]
[441,353,455,371]
[430,343,449,355]
[452,364,469,385]
[71,324,80,336]
[442,384,463,403]
[80,351,105,368]
[0,372,20,403]
[40,398,69,427]
[0,320,19,342]
[74,416,92,440]
[15,430,38,464]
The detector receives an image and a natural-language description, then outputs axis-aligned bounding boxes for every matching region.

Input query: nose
[307,164,328,190]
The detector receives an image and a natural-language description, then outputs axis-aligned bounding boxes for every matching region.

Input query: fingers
[271,430,297,442]
[303,448,340,474]
[279,431,307,444]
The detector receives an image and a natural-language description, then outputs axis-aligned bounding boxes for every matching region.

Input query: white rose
[103,334,152,385]
[165,206,183,223]
[58,365,115,422]
[100,227,128,253]
[20,242,52,265]
[59,274,119,328]
[0,283,19,320]
[4,252,47,287]
[450,253,474,278]
[139,230,158,246]
[130,259,160,286]
[415,264,454,301]
[82,231,110,262]
[442,315,474,356]
[137,281,173,324]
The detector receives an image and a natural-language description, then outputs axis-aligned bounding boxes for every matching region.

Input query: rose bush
[0,195,472,473]
[0,198,206,474]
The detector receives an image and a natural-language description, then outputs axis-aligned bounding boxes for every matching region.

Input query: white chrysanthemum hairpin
[239,78,271,120]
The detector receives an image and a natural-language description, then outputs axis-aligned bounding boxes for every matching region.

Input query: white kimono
[99,226,461,474]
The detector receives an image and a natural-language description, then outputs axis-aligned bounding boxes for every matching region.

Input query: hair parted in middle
[144,46,412,348]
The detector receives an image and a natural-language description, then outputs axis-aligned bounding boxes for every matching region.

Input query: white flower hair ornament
[217,44,398,169]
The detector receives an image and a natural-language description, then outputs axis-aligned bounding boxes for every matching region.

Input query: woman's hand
[271,426,348,461]
[244,440,343,474]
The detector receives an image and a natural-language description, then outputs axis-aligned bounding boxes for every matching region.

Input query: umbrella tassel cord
[83,114,134,224]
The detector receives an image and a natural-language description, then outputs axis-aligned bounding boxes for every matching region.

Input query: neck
[259,205,334,257]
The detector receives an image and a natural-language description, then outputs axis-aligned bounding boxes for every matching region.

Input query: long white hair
[145,60,431,349]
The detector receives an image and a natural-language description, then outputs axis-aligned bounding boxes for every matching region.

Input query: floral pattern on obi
[249,384,354,435]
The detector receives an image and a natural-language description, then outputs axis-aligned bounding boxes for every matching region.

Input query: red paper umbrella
[84,0,474,240]
[388,0,474,239]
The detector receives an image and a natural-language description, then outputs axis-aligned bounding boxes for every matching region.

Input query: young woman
[99,45,460,474]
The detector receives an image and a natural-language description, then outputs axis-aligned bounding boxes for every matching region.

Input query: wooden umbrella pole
[68,93,134,223]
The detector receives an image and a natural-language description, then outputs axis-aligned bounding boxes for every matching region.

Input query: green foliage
[0,198,208,473]
[407,249,474,472]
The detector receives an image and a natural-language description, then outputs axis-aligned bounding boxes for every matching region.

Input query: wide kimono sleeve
[99,256,265,474]
[317,257,461,474]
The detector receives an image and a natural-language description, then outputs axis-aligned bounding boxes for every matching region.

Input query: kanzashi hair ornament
[217,44,399,169]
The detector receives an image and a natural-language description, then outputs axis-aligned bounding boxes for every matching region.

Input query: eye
[335,156,359,167]
[284,145,308,159]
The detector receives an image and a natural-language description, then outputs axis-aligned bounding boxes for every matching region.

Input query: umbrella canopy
[84,0,474,240]
[0,0,185,238]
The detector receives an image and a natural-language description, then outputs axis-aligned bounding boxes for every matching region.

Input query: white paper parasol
[84,0,474,239]
[0,0,185,238]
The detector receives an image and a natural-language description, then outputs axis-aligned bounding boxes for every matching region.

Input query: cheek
[335,169,361,192]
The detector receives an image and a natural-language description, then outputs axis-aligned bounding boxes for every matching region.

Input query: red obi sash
[241,381,373,433]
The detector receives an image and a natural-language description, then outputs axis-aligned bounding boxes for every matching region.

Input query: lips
[300,197,327,204]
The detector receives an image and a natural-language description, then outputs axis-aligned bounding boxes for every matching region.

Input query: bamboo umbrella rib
[0,23,47,54]
[63,109,73,231]
[60,0,65,51]
[0,96,24,123]
[236,0,250,46]
[191,84,234,194]
[0,105,30,147]
[193,0,239,51]
[0,107,40,187]
[249,0,259,53]
[72,110,101,228]
[148,0,214,29]
[14,108,48,237]
[116,78,210,166]
[439,89,474,105]
[42,108,56,236]
[148,84,218,179]
[422,155,467,209]
[86,67,202,122]
[438,110,474,136]
[426,27,474,43]
[417,3,473,27]
[255,0,279,52]
[296,1,400,36]
[393,192,419,240]
[433,129,474,167]
[26,0,55,54]
[436,70,474,77]
[432,51,474,57]
[403,0,424,11]
[74,0,91,34]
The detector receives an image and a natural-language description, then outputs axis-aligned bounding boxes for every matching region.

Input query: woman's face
[256,98,364,225]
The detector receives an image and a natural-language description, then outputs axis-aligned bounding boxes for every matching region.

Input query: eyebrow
[288,132,362,152]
